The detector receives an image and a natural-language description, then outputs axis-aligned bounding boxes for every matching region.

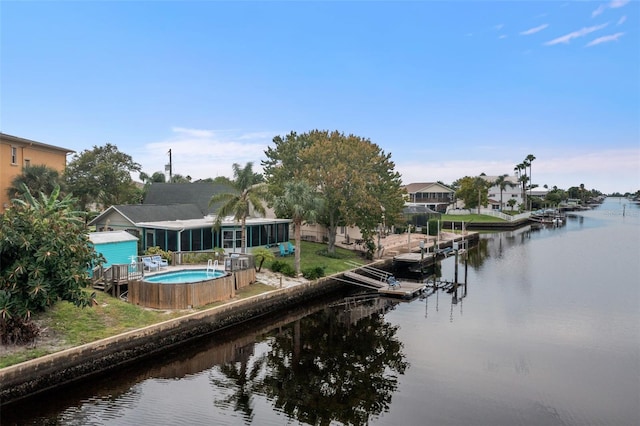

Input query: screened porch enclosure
[142,221,290,253]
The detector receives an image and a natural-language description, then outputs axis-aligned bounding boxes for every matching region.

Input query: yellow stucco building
[0,133,74,212]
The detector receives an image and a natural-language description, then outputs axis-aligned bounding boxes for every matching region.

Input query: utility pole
[166,149,173,182]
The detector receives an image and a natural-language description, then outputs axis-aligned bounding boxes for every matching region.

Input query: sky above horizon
[1,0,639,194]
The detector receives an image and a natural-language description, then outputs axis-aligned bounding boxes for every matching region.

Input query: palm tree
[272,180,323,276]
[7,164,63,200]
[494,174,515,211]
[209,162,267,254]
[515,162,528,210]
[525,154,536,209]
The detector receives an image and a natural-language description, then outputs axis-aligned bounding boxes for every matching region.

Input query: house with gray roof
[89,183,291,254]
[402,182,455,212]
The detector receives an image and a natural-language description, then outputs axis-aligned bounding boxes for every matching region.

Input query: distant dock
[392,232,478,271]
[340,267,426,299]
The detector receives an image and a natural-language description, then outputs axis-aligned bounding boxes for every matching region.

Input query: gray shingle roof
[114,204,204,223]
[143,182,235,215]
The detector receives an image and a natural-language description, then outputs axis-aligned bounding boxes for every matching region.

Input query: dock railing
[447,208,531,222]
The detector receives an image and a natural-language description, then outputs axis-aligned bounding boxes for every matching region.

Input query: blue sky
[1,0,638,194]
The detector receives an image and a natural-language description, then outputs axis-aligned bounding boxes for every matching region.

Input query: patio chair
[142,256,159,272]
[152,255,168,268]
[279,244,290,257]
[387,275,401,289]
[288,242,296,254]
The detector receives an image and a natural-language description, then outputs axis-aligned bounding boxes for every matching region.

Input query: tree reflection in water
[211,298,408,425]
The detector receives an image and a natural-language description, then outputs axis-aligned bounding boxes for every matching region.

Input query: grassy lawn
[264,240,365,275]
[0,282,275,368]
[440,214,507,223]
[0,243,360,368]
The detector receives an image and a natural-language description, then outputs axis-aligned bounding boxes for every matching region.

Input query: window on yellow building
[11,146,17,164]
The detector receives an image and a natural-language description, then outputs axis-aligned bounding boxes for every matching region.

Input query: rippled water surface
[3,198,639,425]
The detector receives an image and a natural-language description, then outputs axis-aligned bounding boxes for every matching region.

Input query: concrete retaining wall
[0,277,342,404]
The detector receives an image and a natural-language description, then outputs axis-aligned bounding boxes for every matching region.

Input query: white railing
[446,208,531,222]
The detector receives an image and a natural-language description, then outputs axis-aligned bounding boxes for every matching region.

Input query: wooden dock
[343,270,426,299]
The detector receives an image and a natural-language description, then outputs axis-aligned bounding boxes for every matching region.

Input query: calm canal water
[3,197,639,425]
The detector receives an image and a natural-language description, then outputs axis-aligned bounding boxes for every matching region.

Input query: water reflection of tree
[258,306,408,425]
[466,238,490,269]
[209,343,260,423]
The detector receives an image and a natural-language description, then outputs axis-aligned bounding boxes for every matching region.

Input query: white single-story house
[88,182,292,254]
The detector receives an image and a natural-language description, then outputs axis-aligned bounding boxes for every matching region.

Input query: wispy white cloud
[586,32,625,46]
[494,24,504,31]
[138,127,277,179]
[617,15,627,25]
[592,4,606,17]
[544,23,608,46]
[593,0,630,17]
[520,24,549,36]
[498,34,508,39]
[609,0,630,9]
[171,127,214,138]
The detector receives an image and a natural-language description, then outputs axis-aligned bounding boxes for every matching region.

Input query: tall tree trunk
[294,218,302,276]
[240,217,246,254]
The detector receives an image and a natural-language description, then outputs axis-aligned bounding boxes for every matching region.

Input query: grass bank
[440,214,507,223]
[262,240,364,275]
[0,241,361,368]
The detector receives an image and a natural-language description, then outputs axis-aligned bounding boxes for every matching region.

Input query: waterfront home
[483,175,523,211]
[89,182,292,254]
[402,182,455,213]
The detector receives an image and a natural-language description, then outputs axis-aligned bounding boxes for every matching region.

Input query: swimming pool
[129,268,235,309]
[144,269,225,284]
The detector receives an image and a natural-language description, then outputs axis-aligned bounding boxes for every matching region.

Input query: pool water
[144,269,225,284]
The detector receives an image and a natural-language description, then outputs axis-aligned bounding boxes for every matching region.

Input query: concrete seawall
[0,276,343,404]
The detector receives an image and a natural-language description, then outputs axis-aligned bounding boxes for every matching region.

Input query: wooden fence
[128,274,237,310]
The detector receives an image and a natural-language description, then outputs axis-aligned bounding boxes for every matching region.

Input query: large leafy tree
[272,180,323,275]
[456,175,490,212]
[6,164,65,201]
[255,306,408,425]
[263,130,404,256]
[65,143,141,211]
[0,185,100,342]
[209,162,268,254]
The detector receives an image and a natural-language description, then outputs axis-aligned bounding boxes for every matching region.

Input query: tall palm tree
[209,162,267,254]
[494,174,515,211]
[525,154,536,209]
[515,162,528,210]
[272,180,323,276]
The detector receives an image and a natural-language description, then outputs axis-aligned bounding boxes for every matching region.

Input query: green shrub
[427,219,439,236]
[144,246,172,264]
[271,260,287,273]
[302,266,326,280]
[280,263,296,277]
[179,249,225,265]
[0,186,100,342]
